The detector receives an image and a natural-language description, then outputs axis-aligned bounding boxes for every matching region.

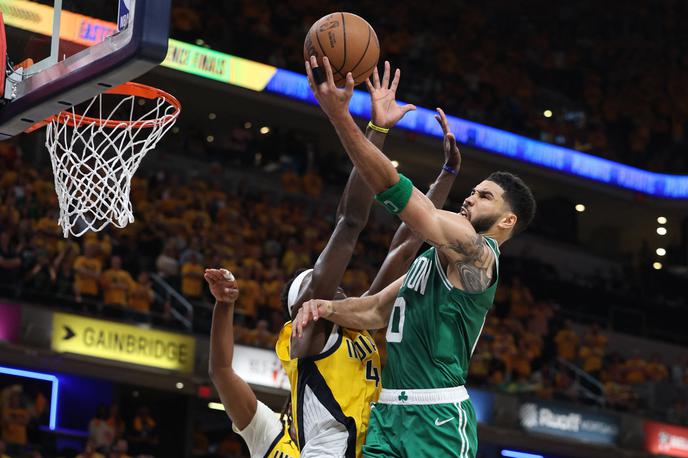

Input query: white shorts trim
[378,386,469,405]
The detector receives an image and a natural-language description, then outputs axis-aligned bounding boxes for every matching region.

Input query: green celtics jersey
[382,239,500,390]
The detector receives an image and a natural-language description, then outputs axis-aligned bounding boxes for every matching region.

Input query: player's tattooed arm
[450,235,494,293]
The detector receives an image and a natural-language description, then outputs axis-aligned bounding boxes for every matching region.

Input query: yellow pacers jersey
[276,322,381,458]
[266,427,299,458]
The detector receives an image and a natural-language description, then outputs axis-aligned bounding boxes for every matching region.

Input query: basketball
[304,12,380,87]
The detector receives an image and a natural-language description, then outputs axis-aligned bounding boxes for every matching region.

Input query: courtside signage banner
[233,344,290,391]
[645,421,688,457]
[519,400,619,445]
[51,312,195,373]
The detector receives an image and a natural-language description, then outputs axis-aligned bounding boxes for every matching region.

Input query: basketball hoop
[39,82,180,237]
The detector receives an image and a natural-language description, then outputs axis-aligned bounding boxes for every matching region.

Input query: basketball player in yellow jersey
[277,63,462,458]
[206,268,299,458]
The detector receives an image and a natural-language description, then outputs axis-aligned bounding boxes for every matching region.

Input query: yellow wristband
[367,121,390,134]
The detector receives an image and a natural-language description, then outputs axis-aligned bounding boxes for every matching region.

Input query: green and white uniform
[363,240,500,458]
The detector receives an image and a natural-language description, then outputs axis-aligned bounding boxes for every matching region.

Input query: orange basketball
[304,12,380,87]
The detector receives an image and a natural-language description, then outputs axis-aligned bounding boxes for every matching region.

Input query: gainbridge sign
[51,313,195,373]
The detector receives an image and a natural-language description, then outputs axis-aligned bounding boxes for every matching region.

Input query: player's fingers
[437,107,449,132]
[382,61,391,88]
[366,78,374,93]
[372,66,381,88]
[400,104,416,114]
[390,68,401,93]
[309,55,327,88]
[322,56,336,88]
[345,73,355,96]
[311,301,320,321]
[305,60,316,90]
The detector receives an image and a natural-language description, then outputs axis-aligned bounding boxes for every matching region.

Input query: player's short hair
[280,268,310,319]
[486,171,536,234]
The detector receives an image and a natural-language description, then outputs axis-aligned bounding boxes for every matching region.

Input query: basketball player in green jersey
[298,57,536,457]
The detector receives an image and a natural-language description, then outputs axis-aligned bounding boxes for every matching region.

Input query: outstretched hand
[291,299,334,338]
[366,61,416,129]
[305,56,354,121]
[435,108,461,171]
[204,269,239,304]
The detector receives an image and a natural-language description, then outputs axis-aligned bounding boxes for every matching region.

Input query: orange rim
[32,82,181,131]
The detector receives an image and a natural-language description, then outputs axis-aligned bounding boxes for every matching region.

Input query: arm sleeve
[232,401,284,458]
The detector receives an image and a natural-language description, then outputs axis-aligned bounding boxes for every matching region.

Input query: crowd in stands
[164,0,688,173]
[29,0,688,172]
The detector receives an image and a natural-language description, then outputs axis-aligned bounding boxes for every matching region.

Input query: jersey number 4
[365,360,380,386]
[385,297,406,343]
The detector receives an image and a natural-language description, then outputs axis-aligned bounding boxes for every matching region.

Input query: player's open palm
[306,56,354,119]
[292,299,334,338]
[366,61,416,129]
[204,269,239,304]
[435,107,461,171]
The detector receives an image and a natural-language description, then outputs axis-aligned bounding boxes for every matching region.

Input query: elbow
[336,213,369,233]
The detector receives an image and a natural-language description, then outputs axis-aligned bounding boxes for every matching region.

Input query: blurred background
[1,1,687,457]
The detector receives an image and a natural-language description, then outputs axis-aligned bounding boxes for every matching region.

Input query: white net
[45,86,179,237]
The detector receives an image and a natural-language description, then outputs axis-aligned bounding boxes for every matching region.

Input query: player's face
[459,180,507,233]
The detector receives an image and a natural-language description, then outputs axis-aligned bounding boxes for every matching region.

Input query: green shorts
[363,389,478,458]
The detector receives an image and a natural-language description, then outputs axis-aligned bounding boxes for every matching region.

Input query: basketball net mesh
[45,91,178,237]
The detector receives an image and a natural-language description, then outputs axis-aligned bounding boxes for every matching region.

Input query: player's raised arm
[206,269,257,430]
[289,63,415,357]
[306,57,487,265]
[366,107,461,296]
[293,275,405,336]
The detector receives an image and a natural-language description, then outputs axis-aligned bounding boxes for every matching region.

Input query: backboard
[0,0,171,140]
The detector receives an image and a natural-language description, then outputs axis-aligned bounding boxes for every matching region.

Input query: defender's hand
[435,107,461,171]
[366,61,416,129]
[204,268,239,304]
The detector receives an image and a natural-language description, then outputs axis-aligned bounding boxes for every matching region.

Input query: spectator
[508,276,534,319]
[0,231,22,293]
[106,404,126,441]
[108,439,131,458]
[100,256,135,311]
[129,406,158,456]
[302,168,323,198]
[128,272,155,320]
[155,241,179,282]
[1,388,29,456]
[180,252,204,301]
[243,319,276,349]
[76,440,105,458]
[554,320,579,361]
[73,243,102,304]
[88,405,114,453]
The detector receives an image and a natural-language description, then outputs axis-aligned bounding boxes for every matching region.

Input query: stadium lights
[391,160,399,168]
[0,366,59,431]
[244,121,252,129]
[208,402,225,411]
[656,248,666,256]
[501,450,544,458]
[195,39,204,46]
[206,135,214,143]
[657,216,667,224]
[575,204,586,212]
[657,227,668,236]
[653,262,663,270]
[543,110,553,118]
[175,382,184,389]
[259,126,270,134]
[208,113,216,120]
[172,126,180,134]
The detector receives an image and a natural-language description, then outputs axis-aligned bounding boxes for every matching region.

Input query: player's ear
[497,212,517,231]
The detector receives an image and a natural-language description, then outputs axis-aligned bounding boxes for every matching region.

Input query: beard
[469,212,501,234]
